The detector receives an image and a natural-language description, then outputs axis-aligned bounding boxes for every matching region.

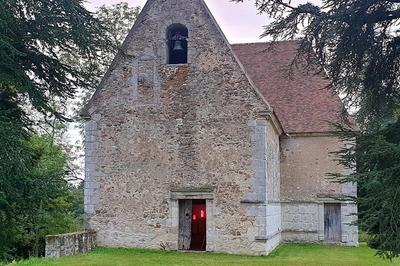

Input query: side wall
[280,135,358,246]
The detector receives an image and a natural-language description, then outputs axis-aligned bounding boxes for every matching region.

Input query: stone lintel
[317,194,356,203]
[170,188,214,200]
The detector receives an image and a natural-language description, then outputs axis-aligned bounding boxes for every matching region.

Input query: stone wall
[83,0,282,255]
[45,231,96,258]
[265,121,282,252]
[282,202,320,243]
[280,135,358,246]
[281,202,358,246]
[82,0,358,253]
[266,203,282,252]
[280,135,344,201]
[243,120,281,254]
[341,203,358,245]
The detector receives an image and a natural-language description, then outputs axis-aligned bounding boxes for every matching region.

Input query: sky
[86,0,321,44]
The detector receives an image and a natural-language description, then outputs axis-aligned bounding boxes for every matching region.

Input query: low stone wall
[45,231,96,258]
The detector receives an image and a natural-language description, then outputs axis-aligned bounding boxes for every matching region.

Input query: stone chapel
[82,0,358,255]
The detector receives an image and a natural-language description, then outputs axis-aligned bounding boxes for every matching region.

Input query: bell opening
[167,24,188,64]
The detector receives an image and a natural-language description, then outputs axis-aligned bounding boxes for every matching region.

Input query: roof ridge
[231,40,300,46]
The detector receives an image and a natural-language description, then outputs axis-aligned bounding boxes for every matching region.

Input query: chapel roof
[232,41,345,134]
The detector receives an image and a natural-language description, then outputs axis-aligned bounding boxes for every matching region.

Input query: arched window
[167,24,188,64]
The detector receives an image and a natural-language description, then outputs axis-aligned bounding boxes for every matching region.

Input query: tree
[0,1,140,260]
[0,135,81,259]
[1,0,110,123]
[236,0,400,259]
[0,0,111,260]
[0,0,110,171]
[97,3,141,53]
[0,91,30,260]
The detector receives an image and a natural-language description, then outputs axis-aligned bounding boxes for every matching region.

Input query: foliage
[237,0,400,128]
[1,0,110,122]
[69,184,84,226]
[334,119,400,259]
[358,231,371,243]
[0,0,110,260]
[236,0,400,259]
[0,135,82,260]
[0,1,140,261]
[97,3,140,52]
[0,91,30,261]
[11,244,400,266]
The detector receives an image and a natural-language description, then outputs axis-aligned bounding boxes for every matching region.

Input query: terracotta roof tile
[232,41,344,134]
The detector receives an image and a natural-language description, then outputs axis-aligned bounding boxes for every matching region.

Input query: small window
[167,24,188,64]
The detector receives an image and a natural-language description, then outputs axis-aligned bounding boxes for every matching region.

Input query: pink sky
[86,0,321,44]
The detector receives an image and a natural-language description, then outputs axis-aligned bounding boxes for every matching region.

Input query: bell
[173,40,184,51]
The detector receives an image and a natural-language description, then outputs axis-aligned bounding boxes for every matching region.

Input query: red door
[191,200,206,250]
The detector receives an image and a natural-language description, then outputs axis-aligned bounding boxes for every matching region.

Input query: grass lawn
[10,244,400,266]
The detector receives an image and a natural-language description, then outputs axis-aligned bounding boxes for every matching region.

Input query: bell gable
[83,0,276,124]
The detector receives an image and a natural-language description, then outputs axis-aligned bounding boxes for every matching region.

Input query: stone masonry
[82,0,358,256]
[280,135,358,246]
[45,231,96,258]
[83,0,282,255]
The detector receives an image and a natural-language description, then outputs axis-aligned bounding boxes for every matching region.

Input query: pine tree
[0,0,110,260]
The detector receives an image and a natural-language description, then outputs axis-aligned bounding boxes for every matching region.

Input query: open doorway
[178,199,206,251]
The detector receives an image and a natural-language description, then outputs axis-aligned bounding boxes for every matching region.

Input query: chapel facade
[82,0,358,255]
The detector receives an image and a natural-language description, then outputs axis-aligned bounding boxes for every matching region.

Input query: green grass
[10,244,400,266]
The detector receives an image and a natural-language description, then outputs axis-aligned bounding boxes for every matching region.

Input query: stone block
[255,216,266,227]
[84,204,95,214]
[85,121,97,131]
